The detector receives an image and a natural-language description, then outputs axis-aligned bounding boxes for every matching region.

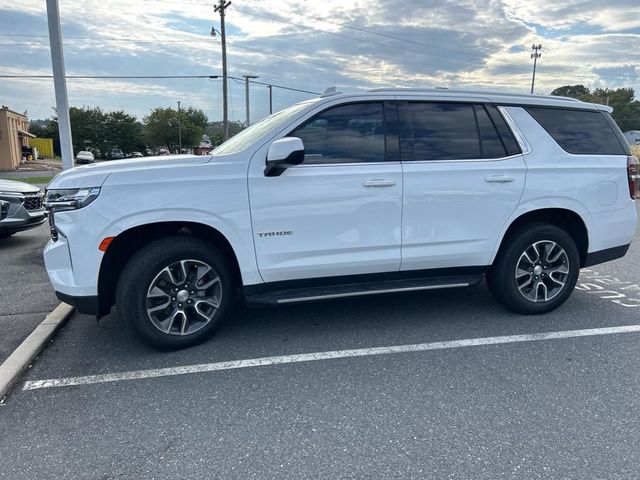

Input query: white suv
[44,88,638,349]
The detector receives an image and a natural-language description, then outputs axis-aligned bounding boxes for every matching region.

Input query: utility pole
[243,75,258,126]
[46,0,74,169]
[213,0,231,140]
[267,84,273,114]
[530,44,542,95]
[177,101,182,153]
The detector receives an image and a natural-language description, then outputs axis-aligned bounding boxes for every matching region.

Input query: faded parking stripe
[23,324,640,391]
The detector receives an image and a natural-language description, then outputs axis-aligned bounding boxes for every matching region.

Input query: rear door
[398,100,526,270]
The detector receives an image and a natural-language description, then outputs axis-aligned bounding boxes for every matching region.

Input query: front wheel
[116,236,236,349]
[487,223,580,315]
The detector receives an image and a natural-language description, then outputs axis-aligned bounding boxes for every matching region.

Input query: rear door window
[525,107,629,155]
[398,102,517,161]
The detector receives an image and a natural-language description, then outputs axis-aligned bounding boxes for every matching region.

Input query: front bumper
[0,212,46,233]
[55,291,99,315]
[0,197,46,234]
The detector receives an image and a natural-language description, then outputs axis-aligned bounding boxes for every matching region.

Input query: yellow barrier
[29,137,54,159]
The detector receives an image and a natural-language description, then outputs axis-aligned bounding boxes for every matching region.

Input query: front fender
[106,208,261,286]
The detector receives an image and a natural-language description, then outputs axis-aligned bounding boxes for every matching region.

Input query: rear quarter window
[525,107,629,155]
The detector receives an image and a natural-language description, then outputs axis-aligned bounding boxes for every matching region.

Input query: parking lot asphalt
[0,222,58,364]
[0,204,639,479]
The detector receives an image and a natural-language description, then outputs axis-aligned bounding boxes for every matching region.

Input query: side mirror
[264,137,305,177]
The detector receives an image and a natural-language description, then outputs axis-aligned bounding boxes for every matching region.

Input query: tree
[144,106,208,152]
[550,85,590,99]
[28,119,51,138]
[205,121,245,146]
[104,110,144,153]
[69,106,107,153]
[551,85,640,132]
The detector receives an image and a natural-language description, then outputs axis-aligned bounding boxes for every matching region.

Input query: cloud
[0,0,639,122]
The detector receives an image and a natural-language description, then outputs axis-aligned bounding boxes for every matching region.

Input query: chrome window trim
[397,153,523,164]
[292,161,402,168]
[497,106,531,155]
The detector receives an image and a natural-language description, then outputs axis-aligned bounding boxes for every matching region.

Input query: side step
[245,275,484,306]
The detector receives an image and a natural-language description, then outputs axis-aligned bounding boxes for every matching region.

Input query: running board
[245,275,484,306]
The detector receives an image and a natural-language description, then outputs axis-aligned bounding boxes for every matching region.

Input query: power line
[0,73,321,95]
[0,74,218,78]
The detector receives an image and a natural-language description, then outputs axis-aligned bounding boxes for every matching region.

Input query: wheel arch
[97,221,242,318]
[492,208,589,267]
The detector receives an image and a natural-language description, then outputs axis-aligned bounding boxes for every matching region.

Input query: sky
[0,0,639,123]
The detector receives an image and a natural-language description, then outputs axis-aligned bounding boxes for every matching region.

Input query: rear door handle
[485,175,514,184]
[363,179,397,187]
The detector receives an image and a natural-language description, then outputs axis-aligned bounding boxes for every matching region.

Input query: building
[0,106,34,170]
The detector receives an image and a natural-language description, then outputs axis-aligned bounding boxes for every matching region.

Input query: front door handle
[363,179,397,187]
[485,175,514,184]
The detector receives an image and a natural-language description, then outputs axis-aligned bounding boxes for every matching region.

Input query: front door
[249,101,403,283]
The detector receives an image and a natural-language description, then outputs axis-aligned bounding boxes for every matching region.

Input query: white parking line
[23,324,640,391]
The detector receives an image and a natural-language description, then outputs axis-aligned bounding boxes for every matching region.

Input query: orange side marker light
[99,236,115,252]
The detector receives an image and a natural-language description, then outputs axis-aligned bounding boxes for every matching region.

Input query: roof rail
[367,87,582,102]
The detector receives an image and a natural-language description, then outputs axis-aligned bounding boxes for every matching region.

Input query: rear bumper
[55,291,99,316]
[583,243,631,267]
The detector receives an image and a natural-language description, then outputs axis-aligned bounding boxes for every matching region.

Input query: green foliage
[144,106,208,152]
[551,85,640,132]
[204,121,245,146]
[67,107,144,156]
[550,85,591,99]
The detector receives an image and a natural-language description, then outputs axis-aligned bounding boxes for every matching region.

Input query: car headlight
[44,187,101,211]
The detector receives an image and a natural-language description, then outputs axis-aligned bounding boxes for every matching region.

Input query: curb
[0,303,75,400]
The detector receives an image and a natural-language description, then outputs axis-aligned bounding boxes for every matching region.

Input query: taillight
[629,156,639,199]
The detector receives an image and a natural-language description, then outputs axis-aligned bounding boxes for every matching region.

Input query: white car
[75,150,95,164]
[44,88,638,349]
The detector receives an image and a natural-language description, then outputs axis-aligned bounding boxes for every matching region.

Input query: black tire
[487,223,580,315]
[116,236,236,350]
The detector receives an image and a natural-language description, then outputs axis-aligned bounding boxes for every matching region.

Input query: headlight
[44,187,100,211]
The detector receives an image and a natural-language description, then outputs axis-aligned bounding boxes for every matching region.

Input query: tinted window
[292,102,386,164]
[526,107,628,155]
[486,105,521,156]
[399,102,480,161]
[474,105,508,158]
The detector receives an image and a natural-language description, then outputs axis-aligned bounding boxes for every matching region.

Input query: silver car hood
[0,179,41,194]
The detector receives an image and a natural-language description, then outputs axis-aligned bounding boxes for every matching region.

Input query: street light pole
[177,101,182,153]
[268,84,273,114]
[46,0,74,169]
[243,75,258,126]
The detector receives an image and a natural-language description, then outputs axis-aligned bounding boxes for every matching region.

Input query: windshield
[213,100,318,155]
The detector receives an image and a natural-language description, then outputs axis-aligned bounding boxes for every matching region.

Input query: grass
[0,176,53,185]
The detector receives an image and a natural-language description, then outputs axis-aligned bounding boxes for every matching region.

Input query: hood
[49,154,213,189]
[0,178,41,194]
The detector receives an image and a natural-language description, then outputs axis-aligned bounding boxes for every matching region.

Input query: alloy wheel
[515,240,570,303]
[145,259,222,335]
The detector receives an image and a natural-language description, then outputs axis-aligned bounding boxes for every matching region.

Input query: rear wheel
[116,236,236,349]
[487,223,580,314]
